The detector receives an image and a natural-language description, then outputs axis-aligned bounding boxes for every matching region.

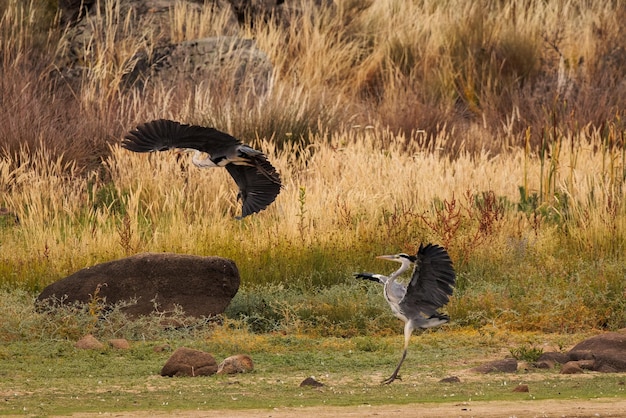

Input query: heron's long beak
[376,255,397,261]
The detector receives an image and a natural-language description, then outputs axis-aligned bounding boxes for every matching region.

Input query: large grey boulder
[56,0,272,93]
[123,36,273,95]
[59,0,229,45]
[227,0,336,27]
[37,252,240,318]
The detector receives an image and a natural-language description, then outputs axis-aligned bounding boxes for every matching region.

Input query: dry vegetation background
[0,0,625,340]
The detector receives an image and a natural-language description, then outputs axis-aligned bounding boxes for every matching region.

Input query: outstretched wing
[226,163,281,218]
[399,243,455,317]
[354,272,388,284]
[122,119,241,155]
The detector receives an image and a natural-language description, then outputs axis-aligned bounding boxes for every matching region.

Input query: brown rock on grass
[217,354,254,374]
[108,339,130,349]
[471,358,518,374]
[537,351,569,365]
[568,331,626,372]
[300,376,324,387]
[561,361,585,374]
[439,376,461,383]
[37,252,240,319]
[161,347,218,377]
[74,334,104,350]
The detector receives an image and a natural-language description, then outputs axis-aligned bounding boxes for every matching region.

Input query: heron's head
[376,253,416,264]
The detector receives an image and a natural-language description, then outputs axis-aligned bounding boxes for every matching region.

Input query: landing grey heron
[122,119,281,218]
[355,243,455,384]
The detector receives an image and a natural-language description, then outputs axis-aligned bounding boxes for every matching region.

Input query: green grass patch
[0,330,624,416]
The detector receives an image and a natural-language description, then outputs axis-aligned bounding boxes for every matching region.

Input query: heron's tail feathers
[253,157,282,185]
[235,146,282,186]
[417,312,449,329]
[429,312,449,321]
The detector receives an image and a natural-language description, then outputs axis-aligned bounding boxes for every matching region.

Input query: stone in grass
[439,376,461,383]
[153,344,172,353]
[513,384,529,392]
[537,351,569,365]
[300,376,324,387]
[217,354,254,374]
[108,339,130,350]
[560,361,584,374]
[74,334,104,350]
[161,347,218,377]
[471,358,518,374]
[533,359,555,369]
[567,331,626,372]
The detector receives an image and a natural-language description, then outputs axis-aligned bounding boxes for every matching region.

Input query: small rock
[595,363,619,373]
[217,354,254,374]
[513,384,529,392]
[74,334,104,350]
[471,358,518,374]
[569,349,595,361]
[533,359,555,369]
[560,361,584,374]
[108,339,130,350]
[439,376,461,383]
[300,376,324,387]
[153,344,171,352]
[537,351,569,364]
[161,347,218,377]
[577,359,597,370]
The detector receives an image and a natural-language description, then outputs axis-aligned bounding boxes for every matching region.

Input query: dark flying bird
[122,119,282,218]
[355,243,455,384]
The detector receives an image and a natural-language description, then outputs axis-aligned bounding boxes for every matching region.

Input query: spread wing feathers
[354,272,388,284]
[121,119,242,154]
[399,243,456,316]
[226,163,282,218]
[236,146,282,185]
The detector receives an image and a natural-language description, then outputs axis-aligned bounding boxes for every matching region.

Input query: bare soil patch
[54,398,626,418]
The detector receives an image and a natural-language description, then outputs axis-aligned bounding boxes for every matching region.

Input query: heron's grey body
[355,244,455,384]
[122,119,281,218]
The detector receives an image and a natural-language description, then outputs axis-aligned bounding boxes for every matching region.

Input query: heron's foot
[381,373,401,385]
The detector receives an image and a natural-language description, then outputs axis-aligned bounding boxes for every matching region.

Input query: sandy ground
[52,398,626,418]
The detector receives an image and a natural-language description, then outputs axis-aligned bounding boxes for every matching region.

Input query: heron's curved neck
[388,259,412,282]
[191,150,218,168]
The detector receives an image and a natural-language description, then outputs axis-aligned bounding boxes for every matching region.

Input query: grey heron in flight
[122,119,281,218]
[355,243,455,384]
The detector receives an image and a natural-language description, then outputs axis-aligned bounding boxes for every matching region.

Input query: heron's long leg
[382,321,414,385]
[382,347,407,384]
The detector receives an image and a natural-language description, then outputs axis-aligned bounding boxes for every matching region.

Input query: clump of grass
[0,288,221,343]
[510,344,544,362]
